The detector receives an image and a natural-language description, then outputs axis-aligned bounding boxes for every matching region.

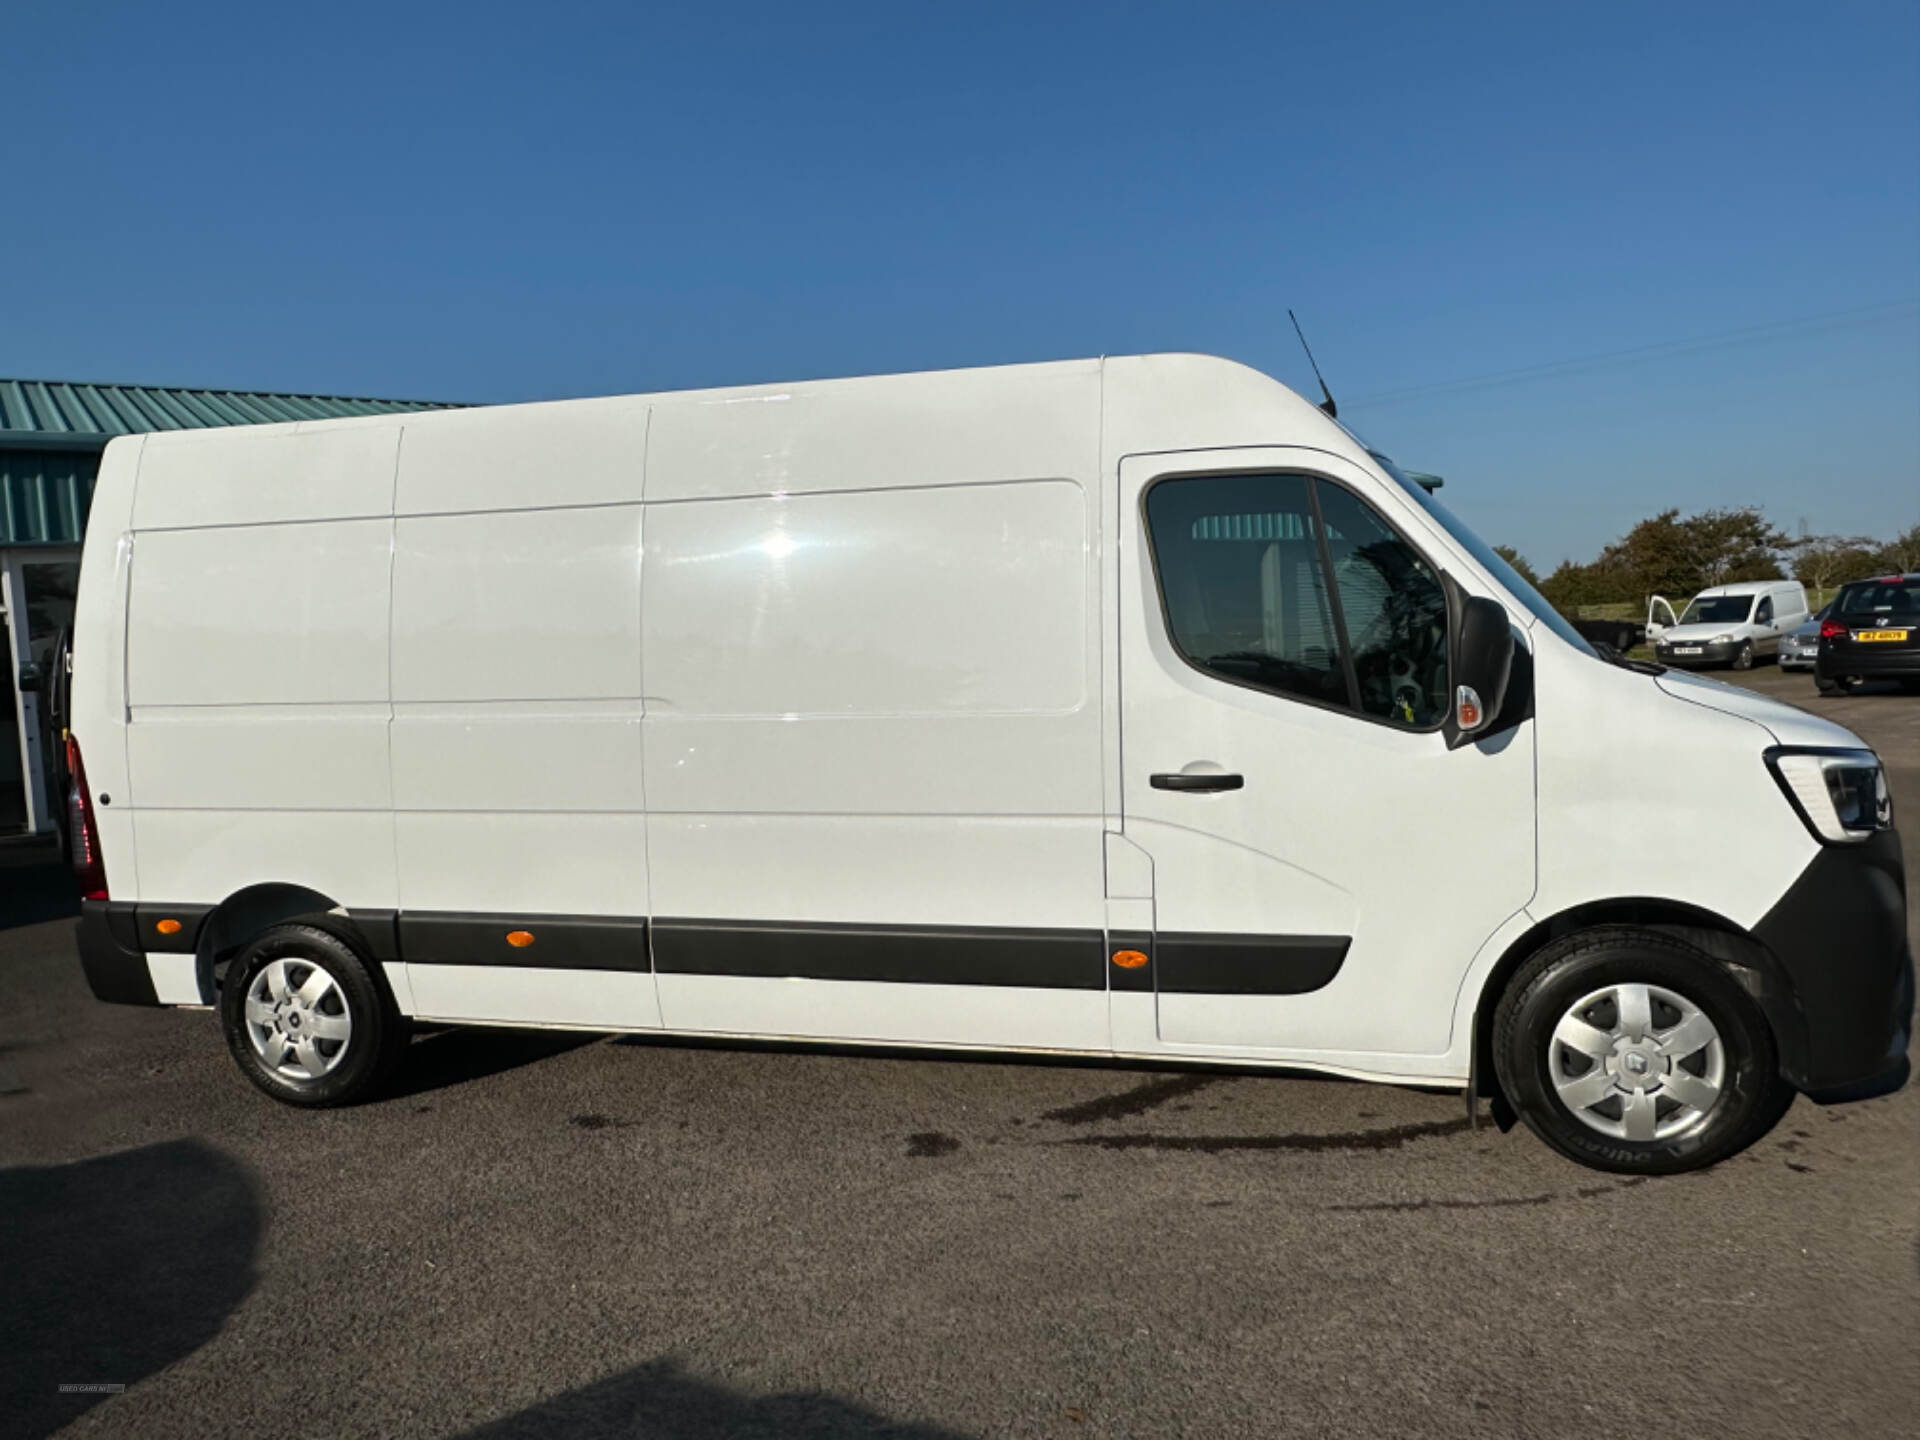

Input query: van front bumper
[1752,829,1912,1103]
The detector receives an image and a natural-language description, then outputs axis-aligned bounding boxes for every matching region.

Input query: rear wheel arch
[1471,898,1799,1100]
[220,922,409,1106]
[196,884,394,1009]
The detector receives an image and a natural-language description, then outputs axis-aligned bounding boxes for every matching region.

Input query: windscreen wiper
[1592,640,1666,676]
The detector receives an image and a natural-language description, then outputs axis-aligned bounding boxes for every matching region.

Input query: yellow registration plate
[1855,629,1910,642]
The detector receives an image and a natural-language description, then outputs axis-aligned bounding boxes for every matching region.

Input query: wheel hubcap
[1548,982,1725,1143]
[243,957,352,1081]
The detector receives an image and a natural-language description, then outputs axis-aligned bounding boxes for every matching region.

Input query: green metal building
[1,379,457,850]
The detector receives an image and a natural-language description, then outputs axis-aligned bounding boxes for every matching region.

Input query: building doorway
[1,549,80,840]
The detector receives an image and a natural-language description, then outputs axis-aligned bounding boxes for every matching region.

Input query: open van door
[1647,595,1677,645]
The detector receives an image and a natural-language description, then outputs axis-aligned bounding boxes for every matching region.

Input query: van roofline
[1692,580,1802,596]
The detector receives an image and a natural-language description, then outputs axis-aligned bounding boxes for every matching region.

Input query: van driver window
[1143,473,1449,728]
[1143,473,1349,711]
[1755,598,1773,624]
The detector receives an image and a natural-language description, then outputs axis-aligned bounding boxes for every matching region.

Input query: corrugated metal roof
[0,378,458,445]
[0,378,461,545]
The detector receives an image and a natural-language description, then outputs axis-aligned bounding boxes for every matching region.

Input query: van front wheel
[1492,927,1792,1174]
[220,924,406,1107]
[1730,641,1754,671]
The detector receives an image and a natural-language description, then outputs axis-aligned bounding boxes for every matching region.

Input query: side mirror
[17,661,42,693]
[1448,594,1514,749]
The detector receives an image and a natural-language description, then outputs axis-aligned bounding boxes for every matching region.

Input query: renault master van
[67,355,1909,1174]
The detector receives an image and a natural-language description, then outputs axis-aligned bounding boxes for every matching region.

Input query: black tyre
[1730,641,1753,671]
[1492,927,1793,1175]
[220,923,407,1107]
[1815,673,1841,695]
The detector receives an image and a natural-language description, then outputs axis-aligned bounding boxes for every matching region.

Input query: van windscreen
[1680,596,1754,624]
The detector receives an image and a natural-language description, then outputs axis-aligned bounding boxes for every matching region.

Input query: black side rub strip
[132,903,214,954]
[79,900,1349,1000]
[1155,932,1350,995]
[652,918,1109,990]
[398,913,651,971]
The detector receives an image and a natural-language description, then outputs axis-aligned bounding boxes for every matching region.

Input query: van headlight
[1765,747,1892,843]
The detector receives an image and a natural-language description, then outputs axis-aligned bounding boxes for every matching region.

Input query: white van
[1649,580,1809,670]
[67,355,1909,1174]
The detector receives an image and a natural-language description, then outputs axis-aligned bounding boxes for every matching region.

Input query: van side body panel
[388,401,655,1026]
[122,425,400,924]
[641,363,1109,1049]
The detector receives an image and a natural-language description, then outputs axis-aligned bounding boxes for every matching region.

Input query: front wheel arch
[1470,900,1803,1105]
[1491,925,1795,1171]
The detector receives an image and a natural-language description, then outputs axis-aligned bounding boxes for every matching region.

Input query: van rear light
[66,736,108,900]
[1819,619,1847,640]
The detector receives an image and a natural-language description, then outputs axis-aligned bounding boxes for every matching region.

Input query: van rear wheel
[1492,927,1792,1174]
[219,924,406,1107]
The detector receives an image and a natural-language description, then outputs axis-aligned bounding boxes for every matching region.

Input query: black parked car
[1816,574,1920,694]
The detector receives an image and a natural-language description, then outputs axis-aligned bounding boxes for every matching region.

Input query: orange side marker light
[155,918,183,936]
[506,930,535,948]
[1112,949,1149,970]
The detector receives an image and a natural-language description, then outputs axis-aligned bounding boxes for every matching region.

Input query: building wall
[2,448,98,548]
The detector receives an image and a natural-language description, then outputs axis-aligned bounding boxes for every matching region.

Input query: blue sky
[5,1,1916,566]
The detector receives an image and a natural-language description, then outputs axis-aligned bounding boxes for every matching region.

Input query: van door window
[1311,484,1450,727]
[1142,473,1449,728]
[1143,473,1349,711]
[1755,597,1773,625]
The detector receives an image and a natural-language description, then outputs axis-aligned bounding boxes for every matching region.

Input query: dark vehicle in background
[1780,602,1831,672]
[1568,595,1678,654]
[1569,615,1648,653]
[1817,575,1920,694]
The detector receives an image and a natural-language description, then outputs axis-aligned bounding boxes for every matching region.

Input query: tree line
[1494,511,1920,614]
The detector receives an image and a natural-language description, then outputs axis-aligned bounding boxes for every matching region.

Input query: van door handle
[1150,772,1244,792]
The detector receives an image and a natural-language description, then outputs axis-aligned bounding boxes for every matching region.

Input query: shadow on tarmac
[0,1138,264,1440]
[383,1025,602,1101]
[449,1358,975,1440]
[0,862,79,933]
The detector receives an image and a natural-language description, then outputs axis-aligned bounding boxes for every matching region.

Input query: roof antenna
[1288,309,1338,419]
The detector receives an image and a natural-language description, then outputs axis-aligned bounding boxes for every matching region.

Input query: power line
[1345,297,1920,409]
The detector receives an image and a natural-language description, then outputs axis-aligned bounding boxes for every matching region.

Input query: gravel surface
[2,665,1914,1440]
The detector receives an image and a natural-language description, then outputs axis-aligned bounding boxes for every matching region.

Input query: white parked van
[68,356,1909,1174]
[1650,579,1809,670]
